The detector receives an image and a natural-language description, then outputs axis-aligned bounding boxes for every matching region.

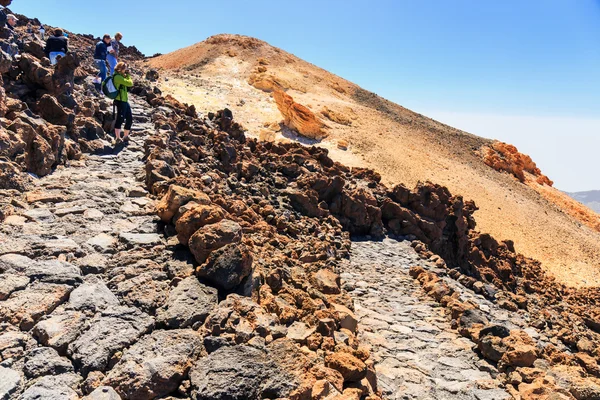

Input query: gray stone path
[0,99,173,398]
[341,239,512,400]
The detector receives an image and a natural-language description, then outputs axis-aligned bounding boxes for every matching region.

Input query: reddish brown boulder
[310,269,341,294]
[325,352,367,382]
[189,219,242,264]
[156,185,211,223]
[175,204,226,246]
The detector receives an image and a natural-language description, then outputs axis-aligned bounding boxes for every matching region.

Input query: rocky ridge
[142,74,600,399]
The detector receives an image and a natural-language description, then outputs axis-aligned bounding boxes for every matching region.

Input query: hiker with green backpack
[102,61,133,143]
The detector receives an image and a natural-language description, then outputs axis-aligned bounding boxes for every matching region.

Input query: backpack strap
[114,73,124,102]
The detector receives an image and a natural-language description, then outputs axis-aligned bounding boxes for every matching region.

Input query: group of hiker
[44,30,133,143]
[43,27,133,143]
[0,7,134,144]
[90,32,133,142]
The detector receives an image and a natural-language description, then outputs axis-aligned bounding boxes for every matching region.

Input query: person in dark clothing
[1,14,20,57]
[45,28,68,65]
[112,61,134,143]
[94,34,111,83]
[5,14,17,30]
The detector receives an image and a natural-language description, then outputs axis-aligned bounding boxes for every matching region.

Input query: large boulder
[103,329,203,400]
[37,96,73,128]
[68,306,154,374]
[23,346,74,378]
[197,243,253,291]
[189,345,295,400]
[188,219,242,264]
[33,309,87,354]
[156,276,218,329]
[175,204,226,246]
[19,374,81,400]
[325,352,367,383]
[156,185,210,223]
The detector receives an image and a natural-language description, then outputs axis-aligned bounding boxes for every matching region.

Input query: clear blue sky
[11,0,600,191]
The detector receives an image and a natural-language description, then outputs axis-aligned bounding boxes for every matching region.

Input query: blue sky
[11,0,600,191]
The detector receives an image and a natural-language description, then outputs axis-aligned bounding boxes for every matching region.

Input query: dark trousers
[114,100,132,130]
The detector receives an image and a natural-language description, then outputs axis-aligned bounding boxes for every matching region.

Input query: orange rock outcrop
[273,90,327,140]
[482,141,553,186]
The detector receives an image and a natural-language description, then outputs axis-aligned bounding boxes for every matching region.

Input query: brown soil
[148,34,600,287]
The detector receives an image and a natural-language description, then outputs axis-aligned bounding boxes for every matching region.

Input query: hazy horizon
[11,0,600,191]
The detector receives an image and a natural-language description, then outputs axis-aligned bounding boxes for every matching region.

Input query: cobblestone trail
[341,239,513,400]
[0,99,172,398]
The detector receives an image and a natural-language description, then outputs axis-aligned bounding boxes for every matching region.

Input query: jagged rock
[189,345,295,400]
[156,185,210,223]
[33,309,87,354]
[0,282,73,330]
[103,329,203,399]
[0,328,37,361]
[189,219,242,264]
[68,306,154,373]
[286,321,316,344]
[156,277,218,329]
[310,269,341,294]
[23,347,74,378]
[145,69,159,82]
[19,373,81,400]
[197,243,253,291]
[175,204,225,246]
[0,366,21,399]
[110,272,169,314]
[483,141,553,186]
[0,254,81,285]
[37,94,74,126]
[0,160,29,190]
[6,119,56,177]
[202,294,279,341]
[273,90,326,140]
[0,274,29,300]
[332,304,358,333]
[570,379,600,400]
[23,39,46,60]
[86,233,118,253]
[82,372,106,396]
[325,352,367,382]
[67,280,120,312]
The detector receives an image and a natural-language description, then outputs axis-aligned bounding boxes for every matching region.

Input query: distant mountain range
[567,190,600,213]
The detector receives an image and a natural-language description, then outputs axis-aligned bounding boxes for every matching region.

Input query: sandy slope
[148,34,600,287]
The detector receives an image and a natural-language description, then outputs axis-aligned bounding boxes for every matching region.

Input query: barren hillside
[148,34,600,287]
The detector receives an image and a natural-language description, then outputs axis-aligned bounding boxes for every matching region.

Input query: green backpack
[101,75,121,100]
